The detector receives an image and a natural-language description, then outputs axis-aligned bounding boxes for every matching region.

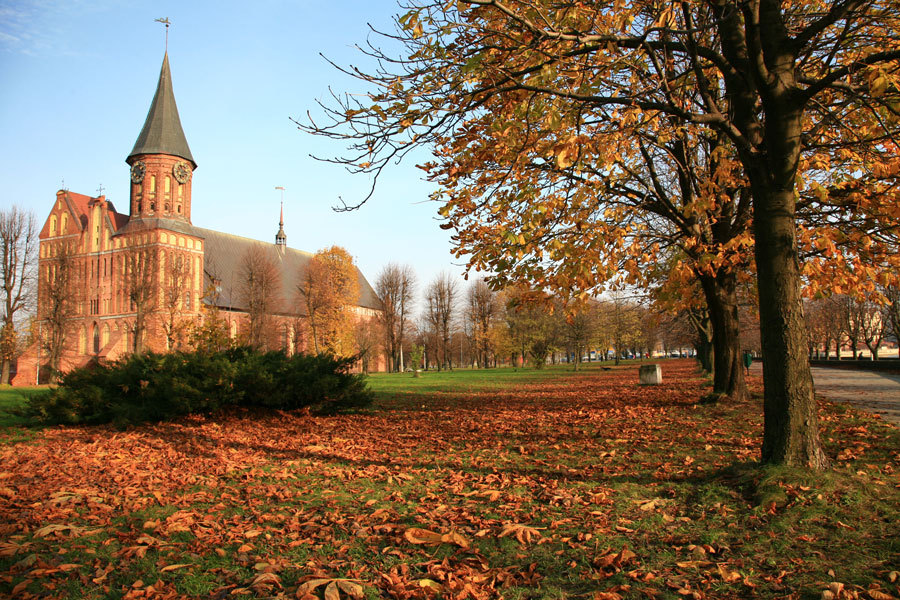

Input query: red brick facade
[10,54,383,385]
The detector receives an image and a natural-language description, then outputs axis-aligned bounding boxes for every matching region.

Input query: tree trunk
[699,272,747,402]
[0,360,9,385]
[752,182,827,469]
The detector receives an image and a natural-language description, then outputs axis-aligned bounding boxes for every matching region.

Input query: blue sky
[0,0,470,304]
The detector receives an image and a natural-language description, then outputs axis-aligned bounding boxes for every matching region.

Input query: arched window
[49,215,57,236]
[102,324,110,348]
[92,324,100,354]
[61,213,68,233]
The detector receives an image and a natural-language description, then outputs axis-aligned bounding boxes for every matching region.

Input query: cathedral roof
[127,53,196,168]
[194,227,382,314]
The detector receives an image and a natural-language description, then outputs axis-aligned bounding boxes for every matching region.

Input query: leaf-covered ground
[1,360,898,600]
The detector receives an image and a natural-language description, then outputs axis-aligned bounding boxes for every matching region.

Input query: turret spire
[127,53,196,168]
[275,187,287,246]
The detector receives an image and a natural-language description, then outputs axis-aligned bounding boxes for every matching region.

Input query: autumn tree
[424,272,458,371]
[375,263,416,372]
[297,246,360,355]
[121,243,160,354]
[0,206,37,384]
[187,282,235,354]
[304,0,900,468]
[38,241,81,382]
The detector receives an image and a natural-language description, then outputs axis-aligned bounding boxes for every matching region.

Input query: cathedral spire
[275,202,287,246]
[275,186,287,246]
[127,53,196,168]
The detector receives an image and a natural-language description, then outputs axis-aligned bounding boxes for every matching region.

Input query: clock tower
[126,53,197,223]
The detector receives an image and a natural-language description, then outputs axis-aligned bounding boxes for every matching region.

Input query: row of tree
[370,262,745,373]
[805,291,900,360]
[302,0,900,469]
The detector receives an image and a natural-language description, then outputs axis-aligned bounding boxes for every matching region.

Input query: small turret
[275,202,287,246]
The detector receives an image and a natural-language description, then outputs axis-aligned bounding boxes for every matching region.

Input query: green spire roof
[127,53,196,168]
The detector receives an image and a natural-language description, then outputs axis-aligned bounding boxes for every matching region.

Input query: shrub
[26,348,372,426]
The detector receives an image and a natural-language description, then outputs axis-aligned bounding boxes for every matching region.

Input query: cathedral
[12,53,382,385]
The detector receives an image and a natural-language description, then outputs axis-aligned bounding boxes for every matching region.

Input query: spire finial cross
[155,17,171,51]
[97,184,105,197]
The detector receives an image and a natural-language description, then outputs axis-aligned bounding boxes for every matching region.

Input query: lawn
[1,360,898,600]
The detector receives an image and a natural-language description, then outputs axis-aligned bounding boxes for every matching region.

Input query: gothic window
[102,324,110,347]
[61,213,68,233]
[49,215,57,236]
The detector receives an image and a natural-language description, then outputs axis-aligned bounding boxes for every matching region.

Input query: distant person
[743,351,753,376]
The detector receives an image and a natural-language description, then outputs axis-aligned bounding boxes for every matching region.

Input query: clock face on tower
[131,160,146,184]
[173,161,192,184]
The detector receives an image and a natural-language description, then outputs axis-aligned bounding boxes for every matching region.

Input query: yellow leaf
[716,563,741,583]
[160,563,192,572]
[418,579,444,592]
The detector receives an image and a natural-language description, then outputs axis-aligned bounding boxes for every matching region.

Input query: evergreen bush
[26,348,372,426]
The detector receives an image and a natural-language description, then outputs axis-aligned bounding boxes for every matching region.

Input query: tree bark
[699,272,747,401]
[751,180,827,469]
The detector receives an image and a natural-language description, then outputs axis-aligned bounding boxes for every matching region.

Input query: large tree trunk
[751,181,828,469]
[0,360,9,385]
[699,272,747,402]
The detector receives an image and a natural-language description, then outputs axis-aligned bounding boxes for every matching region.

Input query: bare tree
[467,279,501,369]
[562,301,596,371]
[885,285,900,359]
[38,241,81,382]
[239,244,281,350]
[839,296,866,360]
[424,272,458,371]
[859,299,886,360]
[354,316,381,373]
[0,206,37,384]
[161,250,192,351]
[376,263,416,372]
[121,244,160,354]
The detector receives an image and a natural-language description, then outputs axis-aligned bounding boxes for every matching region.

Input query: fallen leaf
[499,523,544,545]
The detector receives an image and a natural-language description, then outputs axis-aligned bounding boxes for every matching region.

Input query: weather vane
[155,17,171,51]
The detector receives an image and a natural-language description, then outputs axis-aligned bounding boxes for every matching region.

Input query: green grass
[0,385,47,444]
[364,359,651,395]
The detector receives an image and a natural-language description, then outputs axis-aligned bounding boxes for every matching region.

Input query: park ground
[0,360,898,600]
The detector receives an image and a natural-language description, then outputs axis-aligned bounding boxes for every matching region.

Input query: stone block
[639,364,662,385]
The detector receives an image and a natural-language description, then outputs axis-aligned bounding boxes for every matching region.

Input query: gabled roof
[127,53,196,168]
[194,227,381,314]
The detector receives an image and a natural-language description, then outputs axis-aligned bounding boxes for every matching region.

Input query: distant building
[12,53,382,384]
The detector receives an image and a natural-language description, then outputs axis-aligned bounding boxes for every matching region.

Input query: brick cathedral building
[12,54,382,385]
